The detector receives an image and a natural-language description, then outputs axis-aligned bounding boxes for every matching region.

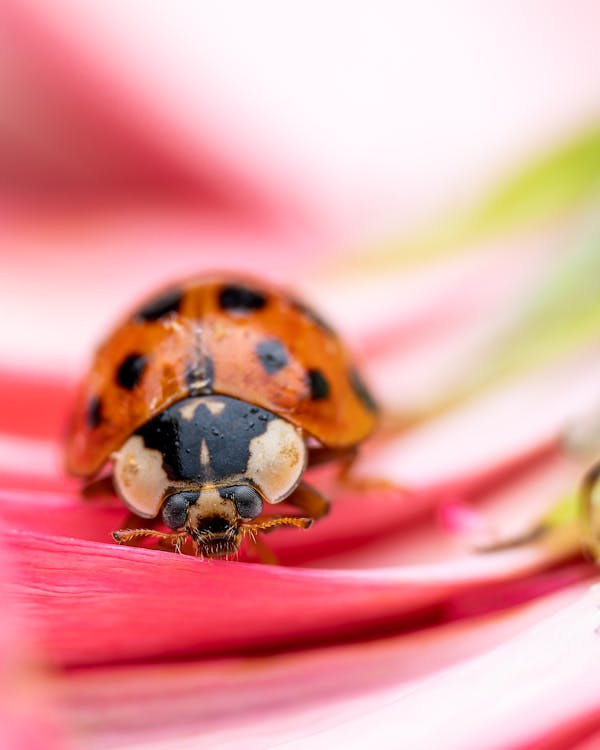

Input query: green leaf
[349,123,600,271]
[468,213,600,386]
[385,209,600,425]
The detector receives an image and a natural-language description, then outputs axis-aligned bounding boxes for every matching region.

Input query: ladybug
[65,275,378,558]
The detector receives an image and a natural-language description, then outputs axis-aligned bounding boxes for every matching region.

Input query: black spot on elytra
[185,356,214,396]
[256,338,289,374]
[137,395,276,482]
[292,299,336,336]
[86,396,103,428]
[349,368,378,413]
[219,285,266,313]
[116,353,147,390]
[307,369,330,400]
[133,288,183,322]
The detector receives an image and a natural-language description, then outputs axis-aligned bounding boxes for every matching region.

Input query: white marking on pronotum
[204,400,226,416]
[179,400,199,421]
[246,418,307,504]
[112,435,170,518]
[200,439,211,466]
[179,396,226,421]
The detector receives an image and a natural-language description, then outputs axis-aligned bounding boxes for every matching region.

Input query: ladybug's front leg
[242,483,329,536]
[240,483,329,564]
[244,534,280,565]
[283,481,331,520]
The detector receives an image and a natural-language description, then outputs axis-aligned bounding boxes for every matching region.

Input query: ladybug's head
[159,484,265,557]
[112,395,307,558]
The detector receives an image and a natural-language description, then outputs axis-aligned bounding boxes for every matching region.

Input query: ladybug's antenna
[240,516,313,534]
[112,528,188,550]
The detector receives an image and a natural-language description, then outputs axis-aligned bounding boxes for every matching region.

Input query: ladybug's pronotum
[65,275,378,558]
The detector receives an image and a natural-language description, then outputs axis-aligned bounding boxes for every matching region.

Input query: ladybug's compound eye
[219,485,263,519]
[162,491,199,529]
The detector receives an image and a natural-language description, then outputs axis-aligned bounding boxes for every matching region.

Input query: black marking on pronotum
[292,299,336,337]
[137,395,276,482]
[133,288,183,322]
[116,353,147,390]
[307,369,330,400]
[86,395,103,428]
[349,368,378,413]
[256,338,289,374]
[219,284,267,313]
[185,356,215,396]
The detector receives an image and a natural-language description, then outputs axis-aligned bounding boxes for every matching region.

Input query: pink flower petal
[2,510,582,667]
[307,234,548,361]
[0,369,72,442]
[302,452,583,569]
[568,726,600,750]
[0,0,310,229]
[56,580,589,749]
[271,582,600,750]
[0,541,66,749]
[356,349,600,494]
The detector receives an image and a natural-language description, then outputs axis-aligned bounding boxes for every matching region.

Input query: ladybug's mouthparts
[196,537,240,559]
[190,527,240,559]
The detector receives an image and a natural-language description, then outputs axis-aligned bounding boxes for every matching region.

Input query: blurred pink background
[2,1,600,375]
[3,5,600,748]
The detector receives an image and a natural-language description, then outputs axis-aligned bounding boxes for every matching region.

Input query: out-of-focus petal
[356,349,600,493]
[11,1,600,241]
[56,579,589,750]
[271,582,600,750]
[0,0,312,229]
[0,541,67,749]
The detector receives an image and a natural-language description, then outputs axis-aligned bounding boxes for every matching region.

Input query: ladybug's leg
[308,445,358,469]
[284,481,330,520]
[239,516,311,564]
[469,461,600,556]
[239,484,332,563]
[471,467,595,555]
[244,534,280,565]
[81,474,115,499]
